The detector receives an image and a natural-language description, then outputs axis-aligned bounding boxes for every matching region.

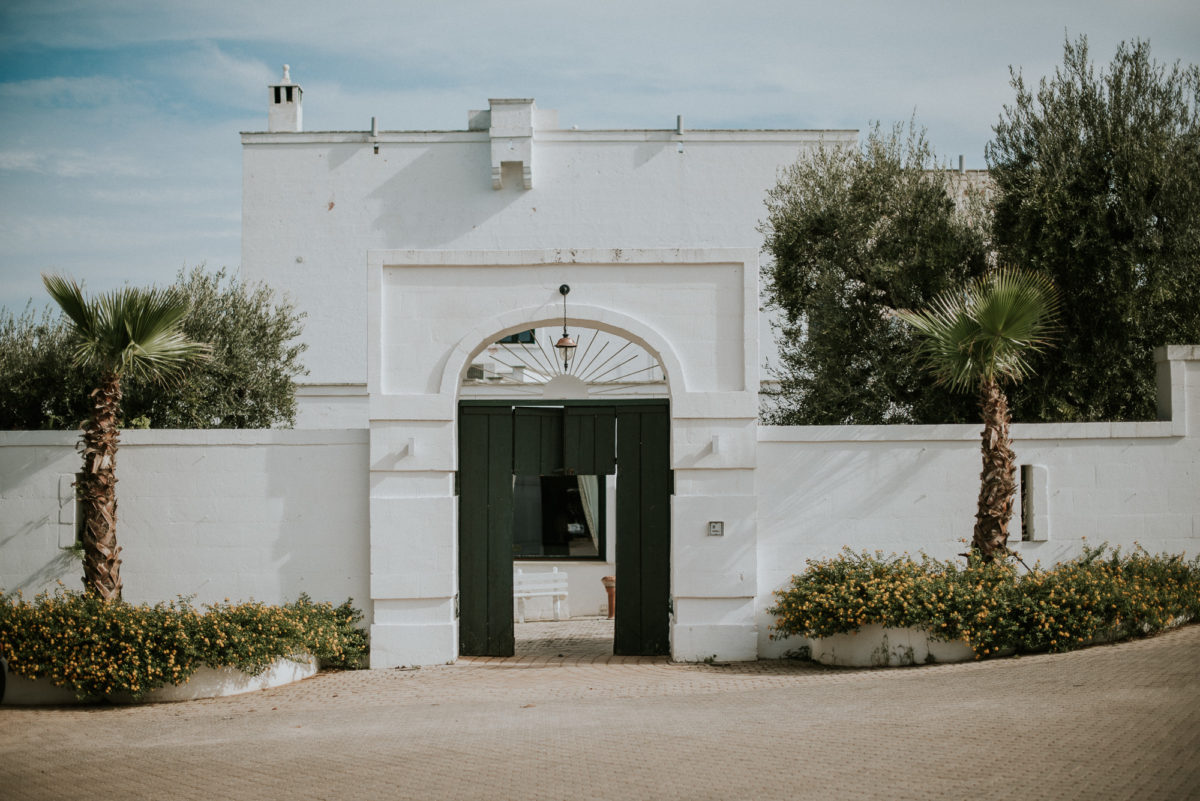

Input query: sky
[1,0,1197,315]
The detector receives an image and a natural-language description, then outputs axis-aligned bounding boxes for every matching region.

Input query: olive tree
[988,36,1200,421]
[760,122,990,424]
[0,267,307,430]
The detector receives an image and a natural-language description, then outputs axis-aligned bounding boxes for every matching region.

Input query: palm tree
[43,274,209,600]
[897,268,1059,561]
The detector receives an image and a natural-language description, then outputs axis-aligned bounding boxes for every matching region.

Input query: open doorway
[513,474,604,559]
[458,401,670,658]
[512,472,613,659]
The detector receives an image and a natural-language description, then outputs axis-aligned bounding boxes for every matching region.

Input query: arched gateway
[366,249,760,667]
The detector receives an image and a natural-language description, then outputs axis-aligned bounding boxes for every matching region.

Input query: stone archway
[365,248,761,668]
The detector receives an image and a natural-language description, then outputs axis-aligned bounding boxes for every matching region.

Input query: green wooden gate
[614,404,671,655]
[457,407,516,656]
[457,401,670,657]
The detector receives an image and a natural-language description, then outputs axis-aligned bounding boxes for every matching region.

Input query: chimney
[268,64,303,133]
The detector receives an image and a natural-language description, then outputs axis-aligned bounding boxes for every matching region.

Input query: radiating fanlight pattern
[462,327,666,396]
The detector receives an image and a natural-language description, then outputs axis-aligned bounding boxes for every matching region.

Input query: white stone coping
[2,654,320,706]
[294,383,370,397]
[240,129,857,145]
[759,420,1180,443]
[1157,344,1200,360]
[0,429,368,447]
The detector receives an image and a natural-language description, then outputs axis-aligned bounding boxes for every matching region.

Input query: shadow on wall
[7,540,79,599]
[369,147,529,247]
[265,440,372,620]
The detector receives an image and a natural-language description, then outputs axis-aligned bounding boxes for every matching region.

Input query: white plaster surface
[755,351,1200,658]
[241,101,851,406]
[1,655,318,705]
[362,248,760,667]
[803,625,975,667]
[0,430,371,619]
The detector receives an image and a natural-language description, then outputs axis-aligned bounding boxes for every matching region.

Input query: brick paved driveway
[3,623,1198,800]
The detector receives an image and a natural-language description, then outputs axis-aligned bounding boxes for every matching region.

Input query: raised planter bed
[804,616,1193,667]
[807,624,976,667]
[1,654,319,705]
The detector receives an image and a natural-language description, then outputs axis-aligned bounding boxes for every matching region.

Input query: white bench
[513,567,569,623]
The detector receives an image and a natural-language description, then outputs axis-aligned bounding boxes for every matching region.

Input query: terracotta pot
[601,575,616,619]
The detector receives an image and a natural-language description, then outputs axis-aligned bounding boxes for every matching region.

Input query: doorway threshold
[458,617,666,666]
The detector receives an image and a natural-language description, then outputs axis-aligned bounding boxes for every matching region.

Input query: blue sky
[1,0,1197,314]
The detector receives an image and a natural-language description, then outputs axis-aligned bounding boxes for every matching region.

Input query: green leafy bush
[0,266,306,430]
[0,590,367,700]
[769,545,1200,658]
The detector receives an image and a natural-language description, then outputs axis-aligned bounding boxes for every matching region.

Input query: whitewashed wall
[2,347,1195,664]
[241,97,854,427]
[756,345,1200,658]
[0,430,370,617]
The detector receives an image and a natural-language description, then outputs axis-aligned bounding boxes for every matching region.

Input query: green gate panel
[461,401,669,659]
[614,404,672,656]
[564,406,617,476]
[513,407,563,476]
[458,407,515,656]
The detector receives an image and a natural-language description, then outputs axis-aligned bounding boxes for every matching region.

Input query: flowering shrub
[0,589,367,700]
[769,545,1200,658]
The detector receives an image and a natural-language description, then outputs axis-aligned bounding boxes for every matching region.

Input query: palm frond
[897,268,1059,393]
[42,274,98,337]
[44,275,210,382]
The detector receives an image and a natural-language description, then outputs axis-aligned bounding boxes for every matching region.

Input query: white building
[242,69,855,427]
[241,67,858,664]
[3,68,1197,670]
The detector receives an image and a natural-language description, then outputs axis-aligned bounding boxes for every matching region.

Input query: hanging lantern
[555,284,576,370]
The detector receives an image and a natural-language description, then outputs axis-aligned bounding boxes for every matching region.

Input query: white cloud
[1,0,1197,314]
[0,148,151,178]
[148,42,277,112]
[0,75,149,107]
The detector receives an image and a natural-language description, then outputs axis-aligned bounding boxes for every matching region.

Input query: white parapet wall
[1,348,1196,665]
[0,429,371,617]
[756,345,1200,658]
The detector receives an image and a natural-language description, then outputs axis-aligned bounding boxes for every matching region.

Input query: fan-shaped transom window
[462,326,666,398]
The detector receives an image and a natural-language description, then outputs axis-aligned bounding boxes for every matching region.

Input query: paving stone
[2,622,1198,800]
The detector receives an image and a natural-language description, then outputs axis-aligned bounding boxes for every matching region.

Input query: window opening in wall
[273,86,282,104]
[285,86,294,102]
[498,329,536,345]
[1020,464,1033,542]
[512,474,605,559]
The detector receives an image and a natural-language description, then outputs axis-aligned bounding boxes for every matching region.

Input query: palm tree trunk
[973,377,1016,561]
[78,370,122,600]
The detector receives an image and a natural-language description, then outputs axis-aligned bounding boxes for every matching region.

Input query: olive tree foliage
[0,304,93,429]
[0,267,307,429]
[760,122,990,424]
[988,36,1200,422]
